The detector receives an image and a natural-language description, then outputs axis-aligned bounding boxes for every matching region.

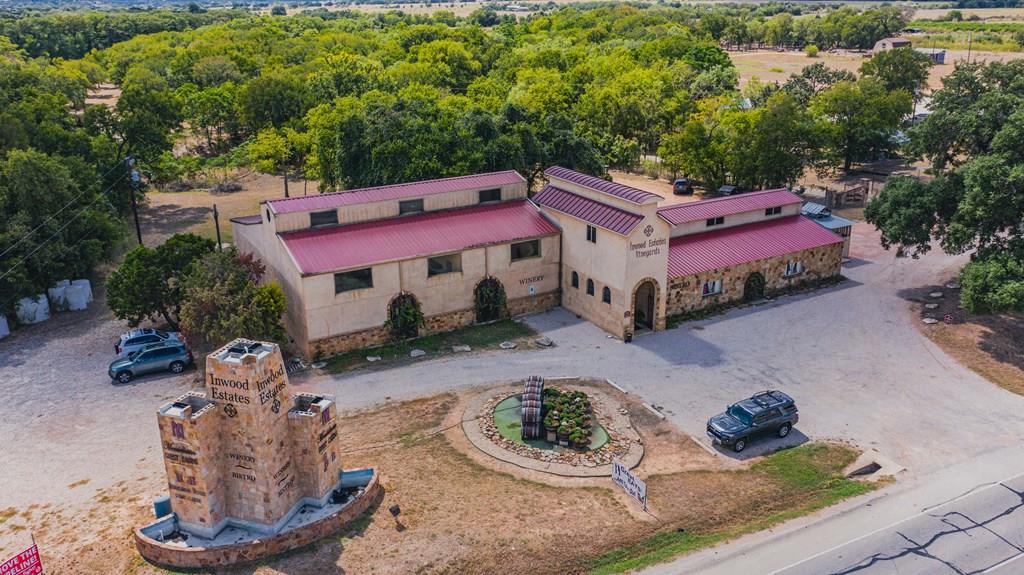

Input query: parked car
[673,178,694,195]
[717,184,740,196]
[706,390,799,452]
[114,328,182,357]
[108,342,194,384]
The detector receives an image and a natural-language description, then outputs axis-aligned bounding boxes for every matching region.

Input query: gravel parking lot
[2,223,1023,560]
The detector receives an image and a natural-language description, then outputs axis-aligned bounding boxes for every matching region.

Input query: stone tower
[156,339,343,539]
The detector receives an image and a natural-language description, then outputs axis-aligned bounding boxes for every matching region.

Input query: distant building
[873,37,912,52]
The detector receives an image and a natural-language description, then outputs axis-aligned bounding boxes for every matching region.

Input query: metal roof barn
[279,200,558,275]
[658,189,801,226]
[267,171,525,214]
[667,215,843,277]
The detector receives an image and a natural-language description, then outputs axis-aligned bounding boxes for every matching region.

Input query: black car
[673,178,694,195]
[707,390,799,452]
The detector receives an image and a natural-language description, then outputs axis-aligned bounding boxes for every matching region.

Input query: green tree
[106,233,216,329]
[237,70,308,132]
[811,77,912,171]
[178,249,287,346]
[782,63,856,106]
[860,47,933,96]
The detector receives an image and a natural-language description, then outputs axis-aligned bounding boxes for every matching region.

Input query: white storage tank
[72,279,93,302]
[15,295,49,324]
[66,284,89,311]
[48,283,69,312]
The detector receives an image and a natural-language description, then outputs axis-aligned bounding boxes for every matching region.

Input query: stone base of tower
[134,469,381,568]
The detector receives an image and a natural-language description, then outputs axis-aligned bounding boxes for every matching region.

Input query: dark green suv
[706,390,799,453]
[108,342,194,384]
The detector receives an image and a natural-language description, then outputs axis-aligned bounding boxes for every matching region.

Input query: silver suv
[115,328,182,357]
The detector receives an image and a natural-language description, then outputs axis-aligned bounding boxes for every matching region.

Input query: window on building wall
[702,279,723,297]
[265,208,271,223]
[706,216,725,227]
[511,239,541,261]
[586,279,595,296]
[399,199,424,215]
[765,206,782,216]
[571,271,579,288]
[334,268,373,293]
[310,210,338,227]
[586,225,597,243]
[427,253,462,277]
[602,286,611,304]
[479,188,501,203]
[785,261,804,276]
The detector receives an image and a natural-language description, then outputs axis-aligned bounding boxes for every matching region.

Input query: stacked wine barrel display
[520,376,545,440]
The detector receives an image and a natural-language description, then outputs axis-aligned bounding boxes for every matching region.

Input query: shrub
[805,44,819,58]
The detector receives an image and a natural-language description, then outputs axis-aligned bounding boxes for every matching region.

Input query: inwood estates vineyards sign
[612,458,647,511]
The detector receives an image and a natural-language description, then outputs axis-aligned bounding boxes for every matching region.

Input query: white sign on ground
[612,458,647,510]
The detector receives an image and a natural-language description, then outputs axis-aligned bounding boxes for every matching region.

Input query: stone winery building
[233,167,843,355]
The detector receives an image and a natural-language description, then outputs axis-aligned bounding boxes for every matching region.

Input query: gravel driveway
[2,223,1023,554]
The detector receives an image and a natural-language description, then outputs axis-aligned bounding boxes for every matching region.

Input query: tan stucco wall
[298,234,560,345]
[667,203,801,238]
[271,182,527,233]
[542,199,669,339]
[666,243,843,316]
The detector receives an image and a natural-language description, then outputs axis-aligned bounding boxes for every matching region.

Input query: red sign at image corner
[0,543,43,575]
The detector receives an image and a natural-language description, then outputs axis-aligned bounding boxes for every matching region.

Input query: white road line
[765,469,1024,575]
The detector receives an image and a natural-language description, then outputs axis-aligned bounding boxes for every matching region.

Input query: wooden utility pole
[129,165,143,246]
[213,203,222,251]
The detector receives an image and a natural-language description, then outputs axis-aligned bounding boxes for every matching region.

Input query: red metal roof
[280,200,558,275]
[533,185,644,236]
[657,189,801,226]
[267,171,525,215]
[667,215,842,278]
[544,166,661,205]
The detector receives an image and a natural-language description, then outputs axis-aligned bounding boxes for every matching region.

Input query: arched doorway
[387,292,423,340]
[633,280,657,331]
[474,277,507,323]
[743,272,765,302]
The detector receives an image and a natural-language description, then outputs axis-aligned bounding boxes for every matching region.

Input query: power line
[0,157,130,261]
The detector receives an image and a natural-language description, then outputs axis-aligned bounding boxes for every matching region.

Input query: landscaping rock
[534,337,553,347]
[924,303,939,309]
[929,291,944,298]
[410,349,426,358]
[922,317,939,324]
[366,355,382,362]
[452,345,472,353]
[310,361,327,369]
[946,282,960,289]
[499,341,517,350]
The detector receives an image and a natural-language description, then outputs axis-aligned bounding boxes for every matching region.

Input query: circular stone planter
[462,378,644,477]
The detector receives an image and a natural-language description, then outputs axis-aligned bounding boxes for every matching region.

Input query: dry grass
[906,283,1024,397]
[18,387,872,575]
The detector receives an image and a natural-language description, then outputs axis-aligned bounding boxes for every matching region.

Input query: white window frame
[701,279,723,297]
[784,260,804,277]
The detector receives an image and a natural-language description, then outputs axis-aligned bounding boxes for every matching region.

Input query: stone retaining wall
[134,473,383,569]
[310,290,560,357]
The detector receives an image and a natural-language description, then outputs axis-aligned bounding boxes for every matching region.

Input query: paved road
[645,443,1024,575]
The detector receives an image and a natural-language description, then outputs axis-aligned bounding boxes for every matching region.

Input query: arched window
[571,271,579,289]
[586,279,595,296]
[602,286,611,304]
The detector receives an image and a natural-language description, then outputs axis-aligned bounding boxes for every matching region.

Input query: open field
[913,7,1024,21]
[730,48,1024,90]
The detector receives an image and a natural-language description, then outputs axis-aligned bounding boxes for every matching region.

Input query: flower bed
[542,388,594,449]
